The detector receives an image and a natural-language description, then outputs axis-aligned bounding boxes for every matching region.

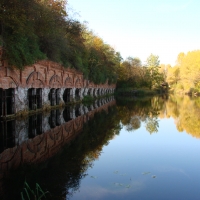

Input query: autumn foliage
[0,0,120,84]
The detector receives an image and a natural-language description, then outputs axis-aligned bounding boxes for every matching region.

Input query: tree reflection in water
[116,96,165,134]
[1,94,200,199]
[117,95,200,138]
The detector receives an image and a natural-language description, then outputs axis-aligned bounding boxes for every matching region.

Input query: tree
[145,54,164,89]
[0,0,120,84]
[176,52,185,66]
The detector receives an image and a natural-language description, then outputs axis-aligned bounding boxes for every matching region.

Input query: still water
[0,95,200,200]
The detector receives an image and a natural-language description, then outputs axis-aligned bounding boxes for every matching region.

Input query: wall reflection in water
[0,96,116,199]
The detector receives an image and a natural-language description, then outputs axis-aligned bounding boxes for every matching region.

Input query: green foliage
[146,53,160,67]
[82,95,94,103]
[145,54,164,89]
[117,54,164,90]
[5,32,45,69]
[117,57,148,88]
[21,181,49,200]
[1,0,119,84]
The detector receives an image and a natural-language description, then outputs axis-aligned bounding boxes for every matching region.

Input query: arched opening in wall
[63,107,72,122]
[28,88,35,110]
[63,88,71,103]
[56,89,60,105]
[93,89,96,96]
[28,88,42,110]
[0,88,15,117]
[0,119,16,153]
[87,88,92,96]
[97,89,100,96]
[75,88,80,101]
[49,89,56,106]
[28,113,42,138]
[36,88,42,109]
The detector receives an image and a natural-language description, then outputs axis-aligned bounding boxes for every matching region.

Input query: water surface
[0,95,200,200]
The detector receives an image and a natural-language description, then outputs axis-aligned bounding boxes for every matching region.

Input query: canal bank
[0,59,115,119]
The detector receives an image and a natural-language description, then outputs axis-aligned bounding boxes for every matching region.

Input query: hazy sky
[67,0,200,66]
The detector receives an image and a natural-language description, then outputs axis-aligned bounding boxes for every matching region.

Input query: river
[0,95,200,200]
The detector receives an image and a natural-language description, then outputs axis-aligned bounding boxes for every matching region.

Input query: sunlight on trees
[167,50,200,94]
[145,54,164,89]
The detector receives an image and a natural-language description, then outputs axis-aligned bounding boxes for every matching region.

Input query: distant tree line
[1,0,198,89]
[165,50,200,94]
[117,54,164,90]
[0,0,121,84]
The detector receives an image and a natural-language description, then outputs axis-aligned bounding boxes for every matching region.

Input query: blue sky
[67,0,200,66]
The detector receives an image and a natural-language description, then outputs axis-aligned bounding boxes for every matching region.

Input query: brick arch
[0,77,18,89]
[64,76,73,87]
[49,74,62,88]
[26,71,45,88]
[74,76,82,88]
[88,81,94,88]
[6,68,20,88]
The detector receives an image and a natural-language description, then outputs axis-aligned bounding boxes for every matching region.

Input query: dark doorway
[0,88,15,117]
[97,89,100,96]
[88,89,92,96]
[63,88,71,103]
[56,89,60,105]
[49,89,60,106]
[28,88,42,110]
[36,89,42,109]
[75,88,80,101]
[49,89,56,106]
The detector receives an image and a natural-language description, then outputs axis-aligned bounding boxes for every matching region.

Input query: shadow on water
[1,94,200,199]
[0,97,121,200]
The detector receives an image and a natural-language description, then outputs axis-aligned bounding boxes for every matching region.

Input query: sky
[67,0,200,66]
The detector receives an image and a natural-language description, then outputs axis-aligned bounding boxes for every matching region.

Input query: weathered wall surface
[0,60,115,90]
[0,59,116,115]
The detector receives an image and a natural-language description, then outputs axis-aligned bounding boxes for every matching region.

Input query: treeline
[165,50,200,94]
[117,50,200,94]
[117,54,165,90]
[0,0,121,84]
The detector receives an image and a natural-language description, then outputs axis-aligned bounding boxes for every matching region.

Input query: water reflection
[159,95,200,138]
[1,95,200,199]
[116,96,165,134]
[116,95,200,138]
[0,96,117,199]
